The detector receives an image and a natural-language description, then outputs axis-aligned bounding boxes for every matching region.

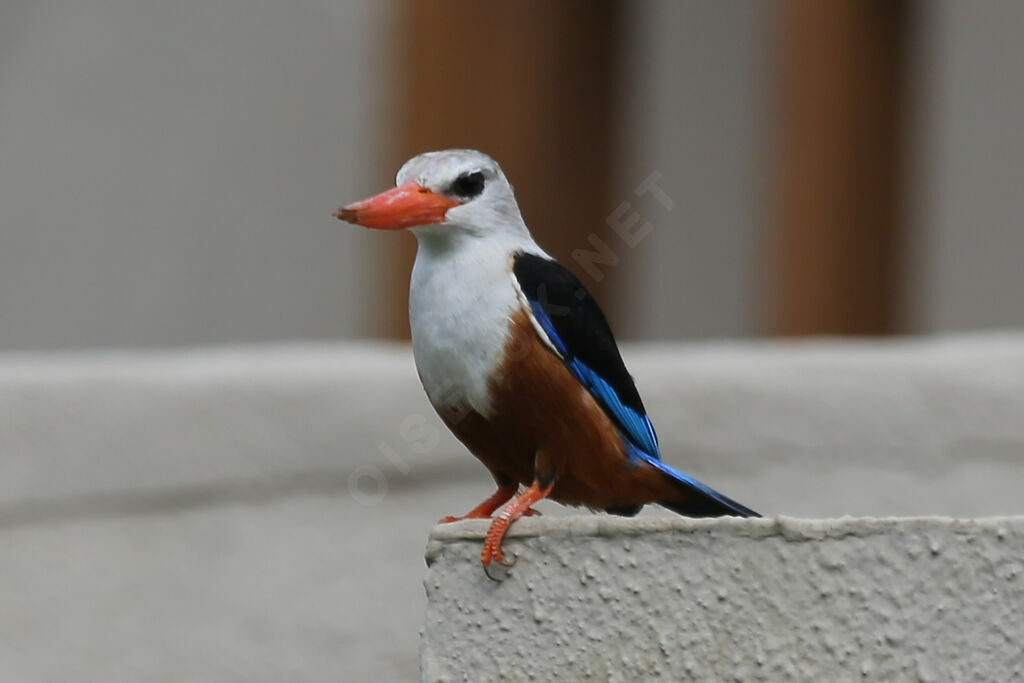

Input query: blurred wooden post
[768,0,916,335]
[380,0,623,338]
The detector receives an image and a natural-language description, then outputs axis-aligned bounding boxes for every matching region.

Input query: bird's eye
[448,171,485,200]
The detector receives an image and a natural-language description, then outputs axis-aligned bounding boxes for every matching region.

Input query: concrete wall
[1,335,1022,680]
[424,516,1024,682]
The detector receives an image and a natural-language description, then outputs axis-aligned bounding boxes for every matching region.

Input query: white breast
[409,234,541,418]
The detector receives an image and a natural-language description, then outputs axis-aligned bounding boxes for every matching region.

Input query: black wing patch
[512,252,660,457]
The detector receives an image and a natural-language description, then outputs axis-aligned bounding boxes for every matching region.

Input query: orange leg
[481,481,554,568]
[439,482,519,523]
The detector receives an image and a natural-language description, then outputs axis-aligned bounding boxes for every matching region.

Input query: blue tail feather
[627,444,760,518]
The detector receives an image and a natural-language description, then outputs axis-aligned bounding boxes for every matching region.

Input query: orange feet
[438,483,518,523]
[481,481,553,579]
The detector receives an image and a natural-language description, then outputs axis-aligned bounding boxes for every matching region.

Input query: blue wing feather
[567,358,660,457]
[527,303,568,356]
[527,298,661,459]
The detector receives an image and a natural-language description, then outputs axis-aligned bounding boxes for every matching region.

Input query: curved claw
[482,561,505,582]
[482,551,517,581]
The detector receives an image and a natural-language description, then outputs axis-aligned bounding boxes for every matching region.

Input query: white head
[335,149,529,242]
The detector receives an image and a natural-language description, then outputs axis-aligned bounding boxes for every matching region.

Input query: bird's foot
[481,520,517,581]
[479,481,553,580]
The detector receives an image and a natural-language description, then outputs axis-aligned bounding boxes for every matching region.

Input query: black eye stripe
[448,171,485,200]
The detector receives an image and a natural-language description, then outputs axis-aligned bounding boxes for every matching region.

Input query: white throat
[408,231,545,417]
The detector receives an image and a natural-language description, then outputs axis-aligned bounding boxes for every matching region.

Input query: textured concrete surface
[423,516,1024,682]
[1,336,1023,681]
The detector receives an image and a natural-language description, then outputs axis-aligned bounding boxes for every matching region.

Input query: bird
[335,149,759,576]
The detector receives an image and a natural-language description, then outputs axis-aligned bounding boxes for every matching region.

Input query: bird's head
[335,149,528,239]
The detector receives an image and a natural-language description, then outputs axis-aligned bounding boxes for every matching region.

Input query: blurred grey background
[1,0,1021,350]
[1,1,1023,682]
